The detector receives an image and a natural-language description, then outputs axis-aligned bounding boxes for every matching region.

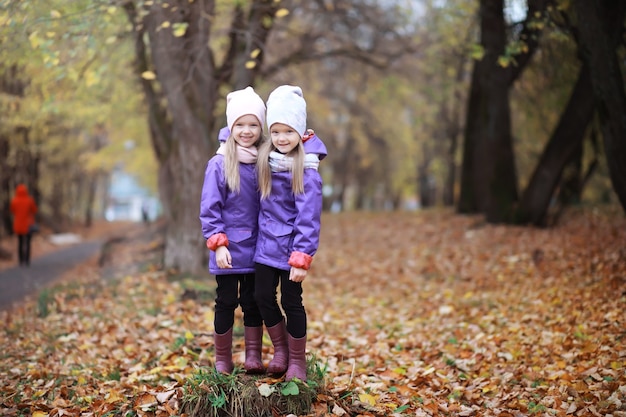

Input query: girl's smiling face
[270,123,301,154]
[232,114,262,148]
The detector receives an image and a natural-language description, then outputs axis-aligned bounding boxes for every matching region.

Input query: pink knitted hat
[226,86,266,132]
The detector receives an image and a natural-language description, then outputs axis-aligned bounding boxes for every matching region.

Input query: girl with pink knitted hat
[199,86,266,374]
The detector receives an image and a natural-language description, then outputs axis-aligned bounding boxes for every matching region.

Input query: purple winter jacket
[254,134,327,271]
[199,154,260,275]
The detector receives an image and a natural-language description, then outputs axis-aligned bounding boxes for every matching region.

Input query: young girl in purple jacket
[255,85,327,381]
[199,86,266,374]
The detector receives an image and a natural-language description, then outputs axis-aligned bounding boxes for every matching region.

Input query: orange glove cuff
[206,233,229,251]
[288,251,313,270]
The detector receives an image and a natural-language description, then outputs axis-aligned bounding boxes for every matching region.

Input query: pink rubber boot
[266,320,289,374]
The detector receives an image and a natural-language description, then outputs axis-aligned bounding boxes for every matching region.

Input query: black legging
[214,273,263,334]
[17,233,32,265]
[254,263,307,338]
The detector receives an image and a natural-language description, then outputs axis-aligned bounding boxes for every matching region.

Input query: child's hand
[289,267,307,282]
[215,246,232,269]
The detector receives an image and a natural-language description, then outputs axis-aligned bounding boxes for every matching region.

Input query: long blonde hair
[257,139,305,199]
[224,133,263,193]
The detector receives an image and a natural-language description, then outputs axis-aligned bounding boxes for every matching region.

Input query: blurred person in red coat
[10,184,38,266]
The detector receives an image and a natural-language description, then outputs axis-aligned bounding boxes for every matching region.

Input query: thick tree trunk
[459,0,517,221]
[458,65,481,214]
[514,64,595,225]
[459,0,549,219]
[144,5,214,275]
[124,0,279,274]
[574,0,626,211]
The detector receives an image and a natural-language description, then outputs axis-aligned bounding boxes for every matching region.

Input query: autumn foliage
[1,207,625,416]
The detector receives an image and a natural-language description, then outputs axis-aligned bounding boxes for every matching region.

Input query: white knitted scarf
[269,151,320,172]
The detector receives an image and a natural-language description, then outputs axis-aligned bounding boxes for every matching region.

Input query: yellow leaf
[107,6,117,14]
[161,21,171,28]
[50,10,61,18]
[469,44,485,60]
[185,330,194,340]
[172,22,188,37]
[359,393,377,405]
[106,389,125,403]
[275,8,290,18]
[245,60,256,69]
[174,356,188,369]
[250,48,261,58]
[28,31,41,48]
[141,71,156,80]
[85,71,99,87]
[32,412,48,417]
[34,389,47,398]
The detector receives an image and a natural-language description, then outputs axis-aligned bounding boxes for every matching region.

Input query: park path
[0,239,104,311]
[0,220,147,312]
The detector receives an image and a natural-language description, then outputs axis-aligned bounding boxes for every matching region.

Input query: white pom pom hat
[265,85,307,136]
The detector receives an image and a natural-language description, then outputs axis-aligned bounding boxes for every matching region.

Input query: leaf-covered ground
[1,208,625,417]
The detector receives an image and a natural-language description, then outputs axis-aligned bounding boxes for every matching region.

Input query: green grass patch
[181,355,327,417]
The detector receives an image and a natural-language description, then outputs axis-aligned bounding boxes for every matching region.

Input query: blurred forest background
[1,0,625,275]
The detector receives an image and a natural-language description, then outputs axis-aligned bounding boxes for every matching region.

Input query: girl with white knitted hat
[200,86,267,375]
[255,85,327,381]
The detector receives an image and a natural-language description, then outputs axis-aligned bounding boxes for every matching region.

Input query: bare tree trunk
[557,142,583,205]
[552,129,599,225]
[84,177,97,228]
[0,65,29,234]
[418,143,436,207]
[442,101,461,207]
[459,0,517,221]
[50,173,65,233]
[442,52,467,207]
[459,0,549,220]
[124,0,279,274]
[458,62,482,214]
[332,137,352,212]
[513,64,595,225]
[574,0,626,211]
[0,134,11,237]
